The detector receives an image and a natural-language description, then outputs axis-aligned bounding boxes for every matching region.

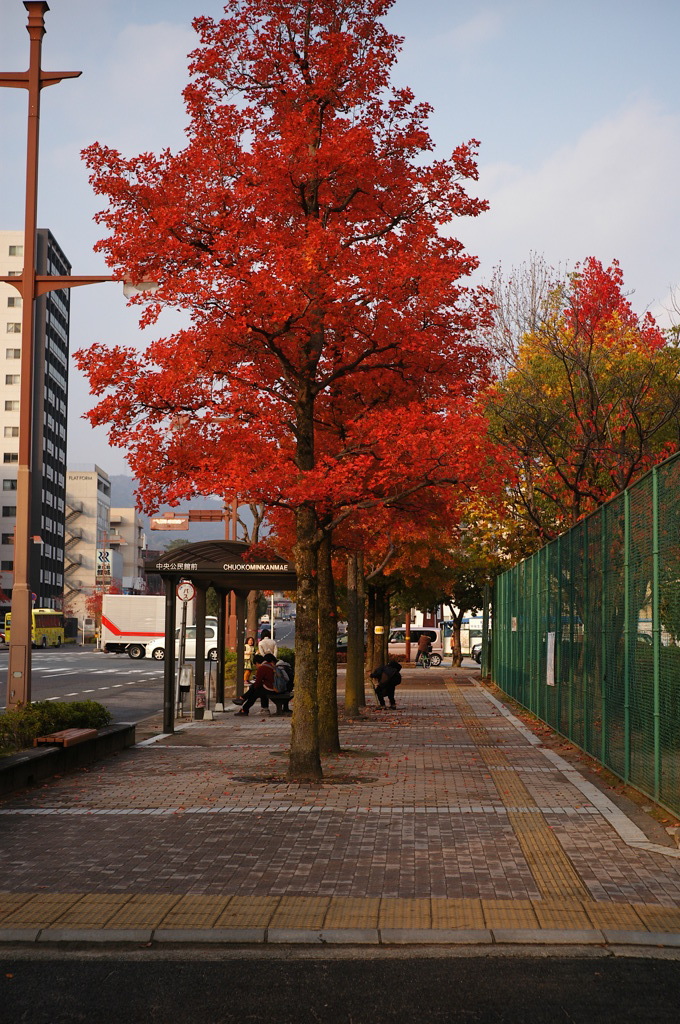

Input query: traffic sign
[176,582,196,602]
[150,516,189,531]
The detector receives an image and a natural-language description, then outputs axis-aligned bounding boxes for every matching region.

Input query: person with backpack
[274,657,294,714]
[370,659,402,709]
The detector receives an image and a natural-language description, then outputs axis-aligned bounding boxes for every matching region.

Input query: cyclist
[415,633,432,667]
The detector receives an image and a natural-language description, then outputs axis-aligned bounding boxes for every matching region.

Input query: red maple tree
[78,0,495,779]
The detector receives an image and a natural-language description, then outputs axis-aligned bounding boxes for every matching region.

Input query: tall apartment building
[0,229,70,615]
[64,465,124,622]
[109,508,147,593]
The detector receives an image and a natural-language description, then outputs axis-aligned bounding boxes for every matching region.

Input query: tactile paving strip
[446,682,590,901]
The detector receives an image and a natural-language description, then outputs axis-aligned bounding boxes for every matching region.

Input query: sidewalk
[1,667,680,949]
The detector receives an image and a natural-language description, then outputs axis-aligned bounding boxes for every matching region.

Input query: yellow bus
[4,609,65,648]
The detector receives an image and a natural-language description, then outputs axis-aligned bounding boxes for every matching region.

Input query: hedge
[0,700,112,755]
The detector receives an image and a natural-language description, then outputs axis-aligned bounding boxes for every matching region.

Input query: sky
[1,0,680,477]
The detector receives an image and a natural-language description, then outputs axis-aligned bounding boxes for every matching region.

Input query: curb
[2,926,680,949]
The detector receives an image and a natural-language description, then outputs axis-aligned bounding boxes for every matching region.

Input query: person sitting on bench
[236,653,278,715]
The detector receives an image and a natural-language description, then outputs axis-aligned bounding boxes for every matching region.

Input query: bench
[233,691,294,716]
[33,728,98,748]
[267,691,294,715]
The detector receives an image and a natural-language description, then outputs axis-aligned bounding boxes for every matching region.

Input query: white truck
[101,594,169,659]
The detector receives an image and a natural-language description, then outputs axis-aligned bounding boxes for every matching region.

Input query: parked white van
[388,627,444,665]
[145,619,218,662]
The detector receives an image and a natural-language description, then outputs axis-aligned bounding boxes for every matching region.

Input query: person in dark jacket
[236,654,277,715]
[370,659,402,709]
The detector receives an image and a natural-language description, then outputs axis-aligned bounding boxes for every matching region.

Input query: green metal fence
[492,451,680,817]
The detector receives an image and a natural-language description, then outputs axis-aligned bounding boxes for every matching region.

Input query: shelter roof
[145,540,296,592]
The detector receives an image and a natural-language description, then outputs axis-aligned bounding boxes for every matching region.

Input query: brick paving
[1,667,680,945]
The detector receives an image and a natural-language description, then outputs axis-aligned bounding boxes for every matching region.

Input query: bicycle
[418,650,432,669]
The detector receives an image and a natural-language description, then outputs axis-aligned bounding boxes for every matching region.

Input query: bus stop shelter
[145,541,297,732]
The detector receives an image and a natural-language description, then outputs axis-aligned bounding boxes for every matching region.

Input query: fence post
[533,553,539,714]
[583,517,589,753]
[482,582,491,680]
[600,503,608,767]
[556,534,562,731]
[623,488,631,783]
[500,571,505,692]
[568,528,575,740]
[544,544,548,720]
[516,564,521,699]
[652,466,661,800]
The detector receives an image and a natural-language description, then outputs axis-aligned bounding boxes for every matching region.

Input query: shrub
[0,700,112,755]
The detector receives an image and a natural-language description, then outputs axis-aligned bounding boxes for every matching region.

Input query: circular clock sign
[176,581,196,602]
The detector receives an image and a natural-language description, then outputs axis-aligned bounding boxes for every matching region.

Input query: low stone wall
[0,722,136,796]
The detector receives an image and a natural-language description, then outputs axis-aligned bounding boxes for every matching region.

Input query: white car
[145,623,219,662]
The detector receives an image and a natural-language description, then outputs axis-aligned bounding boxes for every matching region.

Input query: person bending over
[370,660,402,709]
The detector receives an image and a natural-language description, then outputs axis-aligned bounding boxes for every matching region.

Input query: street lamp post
[0,2,115,706]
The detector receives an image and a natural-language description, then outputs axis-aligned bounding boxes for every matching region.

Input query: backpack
[274,662,290,692]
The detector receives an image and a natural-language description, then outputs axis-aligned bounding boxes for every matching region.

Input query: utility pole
[0,3,115,706]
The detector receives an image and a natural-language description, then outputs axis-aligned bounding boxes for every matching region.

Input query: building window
[2,507,16,517]
[7,270,21,277]
[4,402,19,412]
[7,296,21,308]
[5,375,20,385]
[1,560,14,571]
[8,245,23,257]
[5,348,21,359]
[3,454,18,464]
[1,533,12,544]
[6,324,21,334]
[2,480,17,490]
[3,427,19,438]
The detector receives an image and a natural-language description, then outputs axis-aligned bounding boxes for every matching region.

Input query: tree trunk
[373,588,386,666]
[366,585,376,681]
[246,590,259,643]
[317,530,340,753]
[381,590,391,664]
[357,550,366,706]
[289,390,322,781]
[451,608,464,667]
[289,503,322,780]
[345,551,361,717]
